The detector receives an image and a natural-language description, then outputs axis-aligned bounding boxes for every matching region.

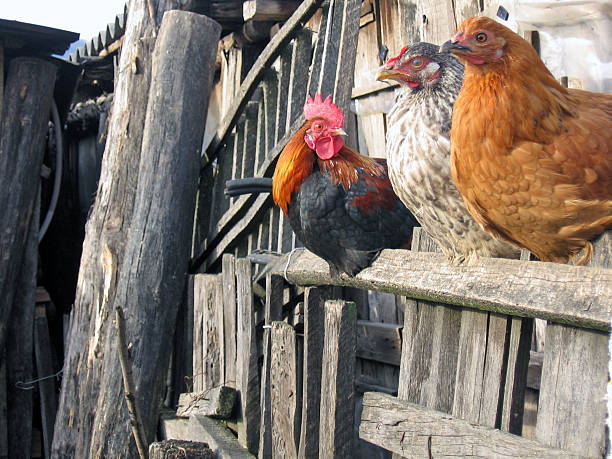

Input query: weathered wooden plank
[501,316,533,434]
[445,311,509,428]
[278,249,612,331]
[176,387,237,419]
[0,57,56,354]
[535,230,610,457]
[297,286,329,459]
[243,0,302,21]
[271,321,299,458]
[149,439,214,459]
[190,415,256,459]
[235,258,260,454]
[319,300,357,458]
[241,101,259,179]
[536,325,608,457]
[230,119,246,206]
[171,275,195,405]
[0,348,6,458]
[262,70,279,156]
[6,187,39,458]
[195,274,224,392]
[259,274,285,458]
[398,300,461,412]
[222,254,237,388]
[378,0,419,59]
[34,304,57,459]
[286,29,312,130]
[205,0,323,163]
[356,321,402,366]
[275,47,292,142]
[360,392,584,458]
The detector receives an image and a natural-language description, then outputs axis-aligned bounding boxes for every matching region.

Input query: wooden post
[55,9,222,458]
[34,303,58,459]
[6,188,40,458]
[235,259,260,454]
[271,321,299,458]
[53,0,170,455]
[0,57,56,356]
[319,300,356,458]
[243,0,302,21]
[297,287,330,458]
[258,274,284,458]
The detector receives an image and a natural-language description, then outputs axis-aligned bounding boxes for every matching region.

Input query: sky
[2,0,128,42]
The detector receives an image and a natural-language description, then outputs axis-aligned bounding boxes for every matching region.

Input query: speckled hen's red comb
[385,45,408,68]
[303,93,344,127]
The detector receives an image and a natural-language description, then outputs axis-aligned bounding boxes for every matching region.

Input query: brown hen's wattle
[442,16,612,264]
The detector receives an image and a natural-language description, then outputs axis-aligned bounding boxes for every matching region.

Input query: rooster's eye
[411,58,424,69]
[475,32,488,43]
[313,123,323,131]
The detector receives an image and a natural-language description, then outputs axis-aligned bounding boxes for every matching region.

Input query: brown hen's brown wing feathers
[449,17,612,264]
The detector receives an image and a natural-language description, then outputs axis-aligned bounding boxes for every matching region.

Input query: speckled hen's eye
[411,57,424,69]
[476,32,488,43]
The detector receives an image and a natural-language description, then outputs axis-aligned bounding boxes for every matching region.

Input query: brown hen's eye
[411,57,424,69]
[476,32,487,43]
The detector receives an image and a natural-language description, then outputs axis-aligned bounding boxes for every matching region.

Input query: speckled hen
[377,42,520,264]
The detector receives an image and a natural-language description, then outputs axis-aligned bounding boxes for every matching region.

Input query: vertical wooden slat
[275,48,292,142]
[34,304,58,459]
[208,134,235,234]
[194,274,224,392]
[269,207,281,253]
[259,274,285,458]
[263,70,278,156]
[271,321,299,458]
[242,100,259,179]
[286,29,313,130]
[222,254,237,387]
[535,232,610,457]
[235,259,260,454]
[306,1,329,97]
[0,348,6,459]
[319,300,356,458]
[255,96,266,172]
[501,316,533,434]
[297,286,330,458]
[230,119,246,206]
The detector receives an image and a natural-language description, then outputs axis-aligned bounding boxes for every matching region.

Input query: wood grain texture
[271,321,299,458]
[278,249,612,330]
[243,0,302,21]
[298,286,330,459]
[196,275,224,392]
[360,392,583,458]
[86,13,222,456]
[235,259,260,454]
[52,3,185,456]
[319,300,357,458]
[222,254,237,387]
[190,415,256,459]
[149,439,214,459]
[0,57,55,354]
[177,386,236,419]
[356,321,402,366]
[258,274,285,458]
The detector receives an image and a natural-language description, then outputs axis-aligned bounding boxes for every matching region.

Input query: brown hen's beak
[330,127,347,136]
[376,67,402,82]
[440,40,472,55]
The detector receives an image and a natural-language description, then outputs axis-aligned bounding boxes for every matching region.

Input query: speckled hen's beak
[440,40,471,54]
[376,67,400,82]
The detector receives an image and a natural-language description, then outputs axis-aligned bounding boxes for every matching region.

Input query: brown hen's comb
[303,93,344,127]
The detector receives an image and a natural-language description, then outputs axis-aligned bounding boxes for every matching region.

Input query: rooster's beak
[330,127,347,137]
[440,40,471,55]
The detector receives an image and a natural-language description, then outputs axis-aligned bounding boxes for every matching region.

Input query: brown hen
[441,16,612,264]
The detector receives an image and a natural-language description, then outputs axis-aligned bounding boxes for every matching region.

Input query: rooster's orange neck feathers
[272,122,384,214]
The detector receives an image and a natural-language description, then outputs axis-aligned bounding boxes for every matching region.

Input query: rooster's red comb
[303,93,344,127]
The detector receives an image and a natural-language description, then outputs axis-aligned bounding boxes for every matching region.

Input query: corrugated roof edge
[68,3,127,63]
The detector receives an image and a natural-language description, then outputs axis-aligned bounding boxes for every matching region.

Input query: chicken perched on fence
[271,93,418,276]
[377,42,520,264]
[441,16,612,264]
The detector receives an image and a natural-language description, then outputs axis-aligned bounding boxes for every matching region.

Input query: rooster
[376,42,519,264]
[441,16,612,264]
[270,93,418,276]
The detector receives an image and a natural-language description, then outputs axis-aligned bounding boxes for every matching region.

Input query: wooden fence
[176,0,612,457]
